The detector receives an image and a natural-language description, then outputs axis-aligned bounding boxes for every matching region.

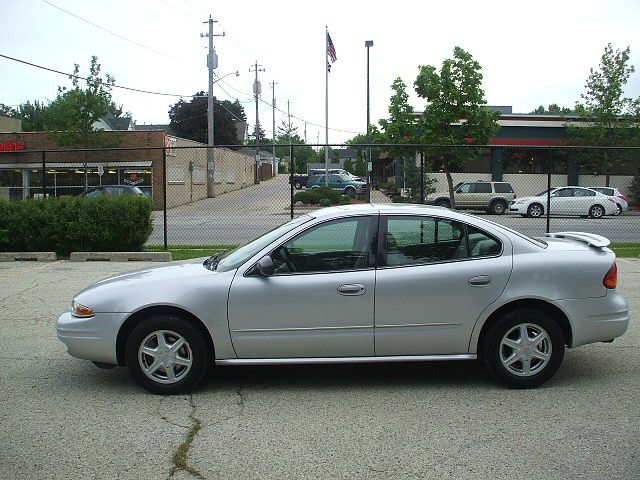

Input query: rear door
[374,215,512,355]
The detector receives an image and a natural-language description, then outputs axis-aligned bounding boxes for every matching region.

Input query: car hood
[74,258,236,313]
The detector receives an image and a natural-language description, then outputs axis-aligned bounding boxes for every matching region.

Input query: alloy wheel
[138,330,193,384]
[499,323,552,377]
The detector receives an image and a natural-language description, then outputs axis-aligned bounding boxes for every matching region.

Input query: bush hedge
[0,196,153,256]
[293,186,343,205]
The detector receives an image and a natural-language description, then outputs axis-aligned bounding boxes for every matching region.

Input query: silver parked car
[587,187,629,216]
[57,204,629,394]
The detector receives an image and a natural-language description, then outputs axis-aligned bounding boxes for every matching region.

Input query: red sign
[0,142,25,152]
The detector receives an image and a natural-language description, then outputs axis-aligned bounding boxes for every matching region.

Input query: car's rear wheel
[481,309,565,388]
[125,314,210,395]
[527,203,543,218]
[435,198,451,208]
[589,204,604,219]
[345,186,357,197]
[490,200,507,215]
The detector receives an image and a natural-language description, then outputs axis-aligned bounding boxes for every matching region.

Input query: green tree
[530,104,577,115]
[0,103,19,117]
[414,47,499,207]
[168,93,244,145]
[46,56,122,148]
[567,44,640,185]
[343,158,354,173]
[353,156,366,177]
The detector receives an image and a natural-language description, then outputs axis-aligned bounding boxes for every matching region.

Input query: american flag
[327,32,337,71]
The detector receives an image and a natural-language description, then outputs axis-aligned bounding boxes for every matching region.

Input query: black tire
[125,314,210,395]
[613,203,622,216]
[293,181,302,190]
[345,186,357,197]
[589,204,604,219]
[480,309,565,389]
[435,198,451,208]
[490,200,507,215]
[527,203,544,218]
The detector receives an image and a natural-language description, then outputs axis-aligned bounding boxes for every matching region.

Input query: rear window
[494,183,514,193]
[474,183,492,193]
[592,187,613,195]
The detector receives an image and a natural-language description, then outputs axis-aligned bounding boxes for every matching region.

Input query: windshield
[212,215,312,272]
[536,189,552,197]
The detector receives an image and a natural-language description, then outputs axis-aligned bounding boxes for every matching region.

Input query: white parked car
[587,187,629,216]
[509,187,618,218]
[57,204,628,394]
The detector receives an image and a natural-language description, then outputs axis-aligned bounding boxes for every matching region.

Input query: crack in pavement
[167,394,205,480]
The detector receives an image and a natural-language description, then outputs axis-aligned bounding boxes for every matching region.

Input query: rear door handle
[337,284,366,296]
[469,275,491,287]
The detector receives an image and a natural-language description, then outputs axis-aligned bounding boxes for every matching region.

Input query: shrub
[293,191,312,204]
[392,195,410,203]
[318,198,332,207]
[0,196,153,256]
[339,195,352,205]
[307,186,341,204]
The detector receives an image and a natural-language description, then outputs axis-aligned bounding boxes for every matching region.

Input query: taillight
[603,262,617,289]
[619,194,628,201]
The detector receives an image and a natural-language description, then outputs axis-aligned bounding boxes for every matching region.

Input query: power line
[40,0,182,61]
[2,52,361,136]
[216,76,360,135]
[0,53,202,98]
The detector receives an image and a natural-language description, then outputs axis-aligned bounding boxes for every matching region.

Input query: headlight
[72,300,95,318]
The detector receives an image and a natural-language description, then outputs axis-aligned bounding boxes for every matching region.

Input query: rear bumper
[557,292,629,347]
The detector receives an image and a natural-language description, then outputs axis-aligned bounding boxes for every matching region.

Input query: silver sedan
[57,204,629,394]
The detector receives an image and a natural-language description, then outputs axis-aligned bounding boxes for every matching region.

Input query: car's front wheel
[125,314,210,394]
[293,181,302,190]
[435,198,451,208]
[481,309,565,388]
[527,203,544,218]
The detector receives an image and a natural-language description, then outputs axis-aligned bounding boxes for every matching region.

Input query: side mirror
[257,255,275,276]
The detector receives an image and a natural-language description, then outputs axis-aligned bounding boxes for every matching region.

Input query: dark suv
[425,181,516,214]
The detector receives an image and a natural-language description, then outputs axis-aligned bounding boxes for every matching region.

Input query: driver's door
[227,215,377,358]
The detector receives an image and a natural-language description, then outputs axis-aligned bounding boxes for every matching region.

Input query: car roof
[310,203,454,219]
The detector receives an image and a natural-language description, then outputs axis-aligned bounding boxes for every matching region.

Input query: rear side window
[384,216,468,266]
[474,183,492,193]
[494,183,514,193]
[468,226,502,257]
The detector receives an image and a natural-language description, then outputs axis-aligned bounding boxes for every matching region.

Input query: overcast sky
[1,0,639,144]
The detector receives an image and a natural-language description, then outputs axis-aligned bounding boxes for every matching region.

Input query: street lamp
[365,40,373,202]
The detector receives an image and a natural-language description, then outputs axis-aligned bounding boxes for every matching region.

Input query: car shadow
[197,360,492,393]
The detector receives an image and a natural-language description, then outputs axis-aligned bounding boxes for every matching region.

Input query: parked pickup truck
[289,174,309,190]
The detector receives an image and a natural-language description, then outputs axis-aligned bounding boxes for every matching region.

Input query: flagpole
[324,26,329,186]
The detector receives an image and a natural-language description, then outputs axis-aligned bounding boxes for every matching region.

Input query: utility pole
[250,61,265,184]
[271,80,277,176]
[304,122,308,143]
[201,15,224,197]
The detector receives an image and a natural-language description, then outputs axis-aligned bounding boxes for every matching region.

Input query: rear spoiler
[545,231,610,248]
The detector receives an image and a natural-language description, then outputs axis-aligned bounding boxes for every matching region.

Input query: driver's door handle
[337,284,366,296]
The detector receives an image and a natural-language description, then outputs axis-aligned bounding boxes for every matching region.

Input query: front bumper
[557,291,629,348]
[509,202,527,213]
[57,310,127,364]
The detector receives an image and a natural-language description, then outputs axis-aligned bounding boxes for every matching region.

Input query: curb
[69,252,172,262]
[0,252,57,262]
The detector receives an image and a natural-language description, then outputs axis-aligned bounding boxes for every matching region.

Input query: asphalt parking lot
[1,259,638,479]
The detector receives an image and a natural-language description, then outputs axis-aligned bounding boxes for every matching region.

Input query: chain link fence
[1,144,638,248]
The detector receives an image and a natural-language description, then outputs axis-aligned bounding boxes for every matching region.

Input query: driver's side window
[271,216,373,274]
